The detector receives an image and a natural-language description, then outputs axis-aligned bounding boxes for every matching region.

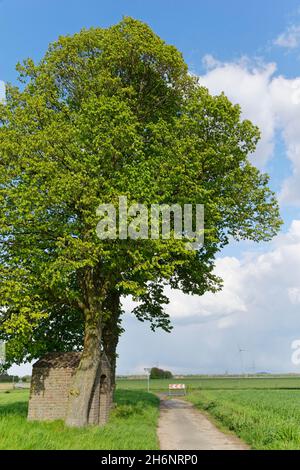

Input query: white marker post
[144,368,151,393]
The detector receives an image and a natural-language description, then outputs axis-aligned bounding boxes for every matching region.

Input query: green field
[0,389,159,450]
[187,389,300,450]
[116,376,300,450]
[2,376,300,449]
[116,375,300,392]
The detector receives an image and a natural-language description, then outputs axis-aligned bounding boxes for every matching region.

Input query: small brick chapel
[28,351,113,425]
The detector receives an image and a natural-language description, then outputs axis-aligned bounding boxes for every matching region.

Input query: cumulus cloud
[119,65,300,371]
[288,287,300,305]
[156,220,300,330]
[200,56,277,167]
[119,220,300,374]
[122,256,247,328]
[274,24,300,49]
[164,258,247,325]
[198,56,300,205]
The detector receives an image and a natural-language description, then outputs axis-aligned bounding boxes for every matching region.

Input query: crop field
[116,375,300,392]
[187,389,300,450]
[117,376,300,450]
[0,389,159,450]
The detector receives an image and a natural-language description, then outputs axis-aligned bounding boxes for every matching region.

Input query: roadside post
[144,367,151,393]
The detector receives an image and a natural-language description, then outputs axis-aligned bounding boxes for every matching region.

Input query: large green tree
[0,18,281,426]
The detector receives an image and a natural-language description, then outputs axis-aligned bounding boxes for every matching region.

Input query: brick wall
[27,352,113,425]
[28,367,74,421]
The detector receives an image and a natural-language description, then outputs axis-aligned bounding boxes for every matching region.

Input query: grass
[3,376,300,449]
[116,375,300,392]
[186,389,300,450]
[117,376,300,450]
[0,389,159,450]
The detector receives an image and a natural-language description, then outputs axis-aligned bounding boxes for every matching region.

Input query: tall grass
[187,389,300,450]
[0,389,159,450]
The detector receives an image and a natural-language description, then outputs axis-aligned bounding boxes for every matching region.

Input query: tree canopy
[0,17,281,426]
[150,367,173,379]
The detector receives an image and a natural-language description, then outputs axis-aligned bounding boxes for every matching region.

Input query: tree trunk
[103,329,119,388]
[102,290,123,388]
[65,314,102,427]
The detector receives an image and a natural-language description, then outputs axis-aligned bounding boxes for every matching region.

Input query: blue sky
[1,0,300,82]
[2,0,300,376]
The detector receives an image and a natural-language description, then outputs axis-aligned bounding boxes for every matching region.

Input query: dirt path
[158,397,249,450]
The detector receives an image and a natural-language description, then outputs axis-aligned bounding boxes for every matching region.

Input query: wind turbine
[237,345,247,377]
[250,360,256,376]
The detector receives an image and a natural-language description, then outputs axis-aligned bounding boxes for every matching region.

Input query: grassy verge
[0,389,159,450]
[187,389,300,450]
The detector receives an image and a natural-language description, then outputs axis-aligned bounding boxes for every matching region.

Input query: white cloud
[288,287,300,305]
[198,56,300,205]
[119,220,300,374]
[199,57,277,167]
[159,220,300,329]
[122,256,247,328]
[274,25,300,49]
[164,257,247,324]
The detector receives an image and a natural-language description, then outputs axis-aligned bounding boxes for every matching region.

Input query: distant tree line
[150,367,173,379]
[0,373,31,383]
[0,373,19,383]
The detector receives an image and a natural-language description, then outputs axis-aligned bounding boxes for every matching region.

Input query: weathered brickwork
[28,352,113,425]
